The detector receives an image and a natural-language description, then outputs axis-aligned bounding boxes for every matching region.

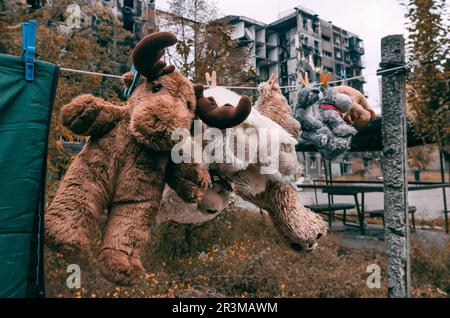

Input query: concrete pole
[378,35,411,298]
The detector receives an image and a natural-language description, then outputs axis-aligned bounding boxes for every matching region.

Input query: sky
[156,0,408,112]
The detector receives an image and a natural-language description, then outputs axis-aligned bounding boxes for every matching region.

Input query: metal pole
[439,151,449,233]
[378,35,411,298]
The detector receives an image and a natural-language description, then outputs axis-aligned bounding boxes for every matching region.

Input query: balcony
[348,37,365,55]
[351,59,364,68]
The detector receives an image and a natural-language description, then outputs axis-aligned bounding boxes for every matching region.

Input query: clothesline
[58,62,416,90]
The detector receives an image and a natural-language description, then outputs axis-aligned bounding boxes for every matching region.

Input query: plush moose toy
[294,72,357,160]
[45,32,252,285]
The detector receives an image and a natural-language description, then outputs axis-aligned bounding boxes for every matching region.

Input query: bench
[305,203,356,226]
[368,206,417,230]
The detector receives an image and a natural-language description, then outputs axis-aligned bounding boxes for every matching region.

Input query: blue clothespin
[22,20,37,81]
[123,64,141,99]
[340,69,347,85]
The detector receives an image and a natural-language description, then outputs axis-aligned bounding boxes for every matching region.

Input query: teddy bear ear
[132,32,177,80]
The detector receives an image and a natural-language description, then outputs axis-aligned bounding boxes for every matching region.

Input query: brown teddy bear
[45,32,251,285]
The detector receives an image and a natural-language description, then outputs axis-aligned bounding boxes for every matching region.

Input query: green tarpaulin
[0,53,59,298]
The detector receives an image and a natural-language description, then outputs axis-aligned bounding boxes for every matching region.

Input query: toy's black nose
[317,233,322,240]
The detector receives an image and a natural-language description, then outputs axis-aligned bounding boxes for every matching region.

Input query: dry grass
[44,205,449,298]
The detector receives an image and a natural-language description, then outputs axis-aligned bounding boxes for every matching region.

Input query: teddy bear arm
[165,162,211,204]
[45,152,112,254]
[61,94,125,137]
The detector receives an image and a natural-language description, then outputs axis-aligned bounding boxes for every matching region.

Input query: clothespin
[320,71,330,88]
[340,69,347,85]
[22,20,37,82]
[298,72,309,86]
[123,64,141,99]
[205,71,217,88]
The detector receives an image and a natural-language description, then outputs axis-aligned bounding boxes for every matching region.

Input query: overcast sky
[157,0,408,112]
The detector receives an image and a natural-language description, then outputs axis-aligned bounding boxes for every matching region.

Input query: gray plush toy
[294,72,357,161]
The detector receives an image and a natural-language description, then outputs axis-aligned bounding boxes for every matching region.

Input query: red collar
[319,104,344,117]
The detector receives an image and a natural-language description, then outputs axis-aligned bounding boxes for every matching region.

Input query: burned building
[218,6,366,104]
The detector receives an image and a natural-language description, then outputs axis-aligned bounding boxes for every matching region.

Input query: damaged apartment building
[217,6,366,104]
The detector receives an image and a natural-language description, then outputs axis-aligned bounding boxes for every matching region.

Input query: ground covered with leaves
[45,205,449,298]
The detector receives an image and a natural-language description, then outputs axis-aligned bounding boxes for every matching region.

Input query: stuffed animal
[294,72,357,161]
[157,76,327,252]
[45,32,252,285]
[335,85,377,127]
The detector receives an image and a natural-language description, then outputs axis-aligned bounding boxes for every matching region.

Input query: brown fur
[335,85,377,127]
[45,71,211,285]
[159,77,327,250]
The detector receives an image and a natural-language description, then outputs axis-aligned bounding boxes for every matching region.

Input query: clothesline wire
[57,60,427,90]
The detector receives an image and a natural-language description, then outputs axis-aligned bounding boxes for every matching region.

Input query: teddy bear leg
[45,156,110,254]
[97,201,158,285]
[237,181,328,251]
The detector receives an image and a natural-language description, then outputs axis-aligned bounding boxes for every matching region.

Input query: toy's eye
[152,83,162,93]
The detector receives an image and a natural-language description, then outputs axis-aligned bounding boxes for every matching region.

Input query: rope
[60,67,124,79]
[58,61,430,89]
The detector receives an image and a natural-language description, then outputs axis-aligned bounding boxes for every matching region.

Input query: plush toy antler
[132,32,251,129]
[132,32,177,80]
[194,84,252,129]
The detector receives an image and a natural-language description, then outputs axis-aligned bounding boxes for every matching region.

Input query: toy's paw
[97,249,145,286]
[44,222,89,255]
[45,213,89,254]
[333,125,357,138]
[279,207,328,253]
[174,166,211,204]
[61,94,103,135]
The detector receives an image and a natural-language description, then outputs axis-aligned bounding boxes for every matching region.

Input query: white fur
[158,86,301,225]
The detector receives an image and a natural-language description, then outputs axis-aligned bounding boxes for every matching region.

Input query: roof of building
[216,15,266,28]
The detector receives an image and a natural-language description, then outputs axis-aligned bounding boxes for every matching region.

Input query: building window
[333,33,341,45]
[324,66,334,73]
[312,21,319,33]
[323,50,332,58]
[124,0,134,8]
[302,18,308,30]
[314,40,319,49]
[344,52,350,63]
[335,48,342,60]
[309,154,316,169]
[321,35,331,42]
[336,63,342,75]
[344,38,349,47]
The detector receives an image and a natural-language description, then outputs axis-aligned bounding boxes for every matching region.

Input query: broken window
[124,0,134,9]
[302,18,308,30]
[333,33,341,45]
[322,50,332,58]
